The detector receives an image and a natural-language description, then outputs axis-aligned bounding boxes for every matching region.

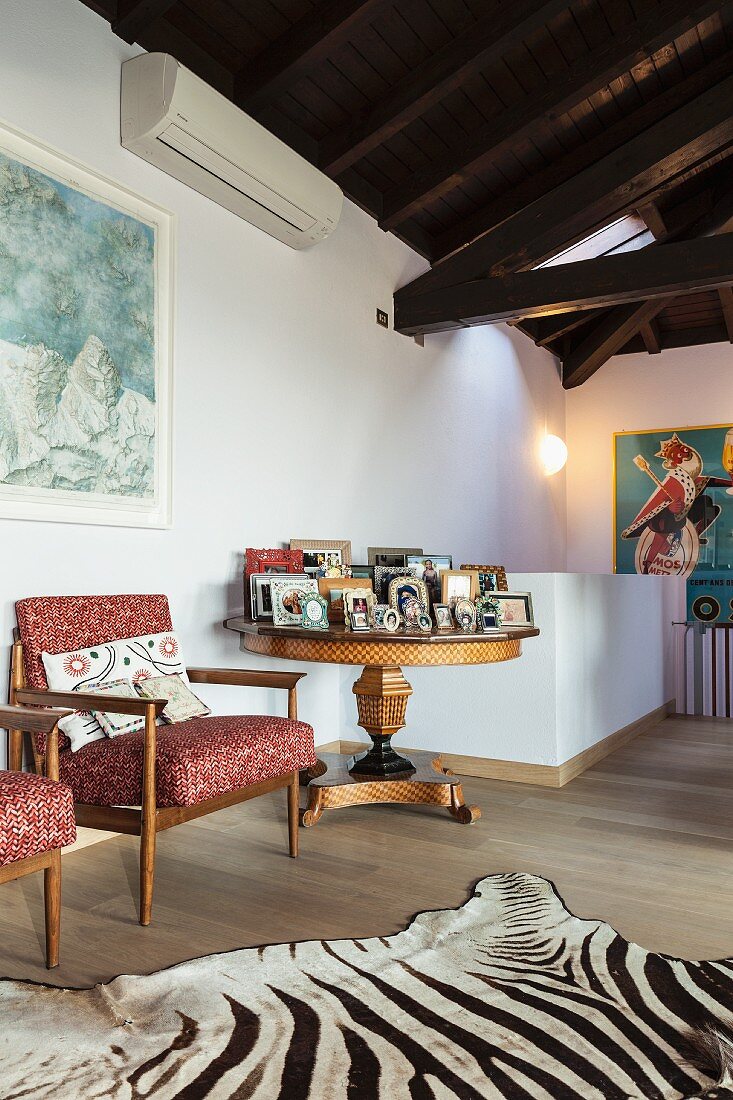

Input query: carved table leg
[302,787,325,828]
[350,665,414,775]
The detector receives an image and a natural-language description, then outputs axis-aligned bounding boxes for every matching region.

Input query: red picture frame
[244,548,304,615]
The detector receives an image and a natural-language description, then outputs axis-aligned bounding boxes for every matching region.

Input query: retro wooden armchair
[0,704,76,967]
[8,595,316,926]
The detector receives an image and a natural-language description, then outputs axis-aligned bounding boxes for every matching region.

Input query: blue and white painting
[0,129,172,525]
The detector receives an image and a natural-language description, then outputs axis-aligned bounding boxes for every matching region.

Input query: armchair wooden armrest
[0,704,72,781]
[0,704,71,734]
[186,667,305,690]
[15,689,167,717]
[186,667,306,721]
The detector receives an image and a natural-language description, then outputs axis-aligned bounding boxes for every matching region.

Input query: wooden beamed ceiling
[78,0,733,386]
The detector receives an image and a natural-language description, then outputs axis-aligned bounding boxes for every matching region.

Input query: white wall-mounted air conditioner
[121,53,343,249]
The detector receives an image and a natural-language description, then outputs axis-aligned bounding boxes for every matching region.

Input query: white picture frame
[270,577,319,626]
[0,121,174,528]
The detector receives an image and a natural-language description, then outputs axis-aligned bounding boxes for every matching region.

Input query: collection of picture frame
[244,543,534,634]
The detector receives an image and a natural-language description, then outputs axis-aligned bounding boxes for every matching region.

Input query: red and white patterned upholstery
[0,771,76,866]
[15,595,316,807]
[59,715,316,807]
[16,595,173,754]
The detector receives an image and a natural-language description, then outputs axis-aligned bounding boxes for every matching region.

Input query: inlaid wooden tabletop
[224,616,539,668]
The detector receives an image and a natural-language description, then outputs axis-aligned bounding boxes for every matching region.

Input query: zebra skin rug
[2,872,733,1099]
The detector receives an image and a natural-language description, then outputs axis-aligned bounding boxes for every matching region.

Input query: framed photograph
[251,572,309,621]
[491,592,535,628]
[318,576,369,622]
[417,612,432,633]
[344,588,377,626]
[480,611,500,632]
[406,555,453,604]
[349,564,375,584]
[382,607,401,632]
[433,604,454,631]
[387,576,429,616]
[301,593,329,630]
[454,598,477,631]
[373,603,390,628]
[245,548,304,614]
[291,540,352,577]
[441,570,478,604]
[270,577,319,626]
[350,611,369,631]
[475,595,503,628]
[461,564,508,594]
[368,547,423,568]
[373,565,417,602]
[0,122,174,529]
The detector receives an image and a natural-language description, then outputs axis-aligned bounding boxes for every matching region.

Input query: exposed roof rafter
[379,0,725,231]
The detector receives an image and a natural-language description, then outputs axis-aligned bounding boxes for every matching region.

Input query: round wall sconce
[541,434,568,476]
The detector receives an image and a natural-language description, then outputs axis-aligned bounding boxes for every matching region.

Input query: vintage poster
[614,424,733,577]
[0,123,173,527]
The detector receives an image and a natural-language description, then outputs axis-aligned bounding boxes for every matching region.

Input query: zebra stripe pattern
[2,872,732,1098]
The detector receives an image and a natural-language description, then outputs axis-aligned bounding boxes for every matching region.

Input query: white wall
[0,0,567,766]
[339,572,668,767]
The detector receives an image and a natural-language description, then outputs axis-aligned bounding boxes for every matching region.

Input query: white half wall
[0,0,567,767]
[340,572,669,767]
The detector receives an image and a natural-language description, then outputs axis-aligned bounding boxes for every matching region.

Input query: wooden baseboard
[336,700,674,789]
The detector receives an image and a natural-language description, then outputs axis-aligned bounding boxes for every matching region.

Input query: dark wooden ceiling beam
[637,203,668,241]
[380,0,724,231]
[430,47,733,264]
[562,300,675,388]
[719,286,733,342]
[395,71,733,304]
[318,0,570,176]
[394,234,733,335]
[112,0,177,44]
[555,169,733,377]
[235,0,387,117]
[639,317,662,355]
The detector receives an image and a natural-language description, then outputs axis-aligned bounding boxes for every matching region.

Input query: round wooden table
[224,617,539,828]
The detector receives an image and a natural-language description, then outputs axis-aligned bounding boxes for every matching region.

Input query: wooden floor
[2,714,733,989]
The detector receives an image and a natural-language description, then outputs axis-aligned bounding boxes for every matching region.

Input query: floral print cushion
[42,631,189,751]
[135,674,211,724]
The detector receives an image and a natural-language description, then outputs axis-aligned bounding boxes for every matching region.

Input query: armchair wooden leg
[139,819,156,926]
[44,850,61,969]
[139,704,157,926]
[288,771,299,858]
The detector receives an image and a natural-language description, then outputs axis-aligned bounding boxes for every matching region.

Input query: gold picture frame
[291,539,352,575]
[343,587,377,627]
[461,564,508,594]
[368,546,423,567]
[318,576,368,622]
[441,569,479,603]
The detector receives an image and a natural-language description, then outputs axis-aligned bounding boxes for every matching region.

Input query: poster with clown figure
[614,424,733,580]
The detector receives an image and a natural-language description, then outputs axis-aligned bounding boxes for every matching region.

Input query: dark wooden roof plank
[320,0,572,175]
[380,0,726,229]
[396,66,733,300]
[639,316,662,354]
[113,0,178,44]
[235,0,390,115]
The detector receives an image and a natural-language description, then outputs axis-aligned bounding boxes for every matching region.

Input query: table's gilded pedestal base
[301,662,481,827]
[301,751,480,826]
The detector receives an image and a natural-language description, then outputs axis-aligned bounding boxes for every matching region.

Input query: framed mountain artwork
[0,122,173,527]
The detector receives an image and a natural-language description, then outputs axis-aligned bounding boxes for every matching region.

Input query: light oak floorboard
[1,714,732,987]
